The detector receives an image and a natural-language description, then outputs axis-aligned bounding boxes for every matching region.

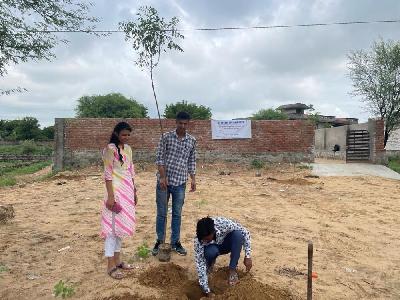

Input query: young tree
[14,117,42,140]
[164,101,212,119]
[119,6,184,131]
[75,93,148,118]
[251,108,288,120]
[1,0,98,94]
[120,6,184,248]
[348,39,400,146]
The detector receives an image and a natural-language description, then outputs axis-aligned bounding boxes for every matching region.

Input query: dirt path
[0,163,399,299]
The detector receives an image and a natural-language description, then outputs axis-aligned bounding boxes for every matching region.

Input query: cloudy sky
[1,0,400,127]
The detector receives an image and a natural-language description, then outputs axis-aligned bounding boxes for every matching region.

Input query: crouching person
[194,216,252,298]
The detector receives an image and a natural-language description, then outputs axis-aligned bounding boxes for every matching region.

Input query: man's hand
[244,257,252,272]
[159,177,168,190]
[190,179,196,192]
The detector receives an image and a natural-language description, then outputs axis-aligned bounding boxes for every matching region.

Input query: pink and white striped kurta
[100,143,136,238]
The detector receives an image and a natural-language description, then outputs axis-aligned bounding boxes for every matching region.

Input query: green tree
[75,93,148,118]
[0,119,18,140]
[1,0,98,95]
[120,6,184,132]
[251,108,288,120]
[41,126,55,140]
[306,112,321,127]
[164,101,212,119]
[0,117,42,140]
[348,39,400,146]
[14,117,42,140]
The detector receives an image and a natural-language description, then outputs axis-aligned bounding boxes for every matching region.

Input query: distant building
[277,103,358,128]
[277,103,311,120]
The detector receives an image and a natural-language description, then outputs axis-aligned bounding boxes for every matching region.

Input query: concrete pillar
[53,118,65,171]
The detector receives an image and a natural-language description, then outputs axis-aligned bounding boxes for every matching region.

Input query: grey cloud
[1,0,400,127]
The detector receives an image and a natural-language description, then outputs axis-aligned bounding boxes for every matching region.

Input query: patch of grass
[298,164,313,170]
[0,141,53,156]
[5,161,51,176]
[388,156,400,173]
[0,161,52,187]
[53,280,75,298]
[0,161,33,176]
[250,159,265,169]
[137,243,151,259]
[0,176,17,187]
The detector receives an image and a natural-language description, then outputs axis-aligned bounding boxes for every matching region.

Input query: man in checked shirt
[152,111,197,256]
[194,216,253,298]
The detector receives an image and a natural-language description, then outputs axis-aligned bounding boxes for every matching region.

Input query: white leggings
[104,235,122,257]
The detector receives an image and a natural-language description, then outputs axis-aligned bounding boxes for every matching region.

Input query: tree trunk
[384,128,389,148]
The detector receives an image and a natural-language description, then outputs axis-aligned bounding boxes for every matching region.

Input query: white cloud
[1,0,400,127]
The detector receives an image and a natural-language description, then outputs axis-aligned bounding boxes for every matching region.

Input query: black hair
[196,217,215,242]
[176,111,191,121]
[109,121,132,164]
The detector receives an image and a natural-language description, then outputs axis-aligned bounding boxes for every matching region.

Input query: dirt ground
[0,162,400,299]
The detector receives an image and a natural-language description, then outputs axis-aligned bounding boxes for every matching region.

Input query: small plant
[251,159,265,169]
[53,280,75,298]
[196,199,208,208]
[137,243,151,259]
[0,264,9,273]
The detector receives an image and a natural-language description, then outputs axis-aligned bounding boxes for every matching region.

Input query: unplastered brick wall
[373,119,386,163]
[54,118,315,170]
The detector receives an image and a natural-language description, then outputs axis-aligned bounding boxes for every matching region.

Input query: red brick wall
[64,118,315,154]
[374,119,385,153]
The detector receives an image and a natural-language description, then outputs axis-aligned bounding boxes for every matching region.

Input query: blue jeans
[204,231,244,270]
[156,182,186,244]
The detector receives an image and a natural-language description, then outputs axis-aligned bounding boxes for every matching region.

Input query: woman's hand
[106,195,115,210]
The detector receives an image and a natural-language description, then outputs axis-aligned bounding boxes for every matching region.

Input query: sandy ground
[0,162,400,299]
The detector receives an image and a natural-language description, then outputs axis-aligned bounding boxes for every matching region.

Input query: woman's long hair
[109,122,132,164]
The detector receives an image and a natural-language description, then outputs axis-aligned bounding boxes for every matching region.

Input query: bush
[388,155,400,173]
[251,159,265,169]
[21,140,38,155]
[251,108,288,120]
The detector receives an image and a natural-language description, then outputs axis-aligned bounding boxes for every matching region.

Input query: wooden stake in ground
[307,241,313,300]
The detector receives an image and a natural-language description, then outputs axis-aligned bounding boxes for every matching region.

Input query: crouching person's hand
[244,257,253,272]
[201,291,215,299]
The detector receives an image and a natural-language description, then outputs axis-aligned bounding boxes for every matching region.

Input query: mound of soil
[134,264,297,300]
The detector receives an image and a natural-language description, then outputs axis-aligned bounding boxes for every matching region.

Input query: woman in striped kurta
[101,122,137,279]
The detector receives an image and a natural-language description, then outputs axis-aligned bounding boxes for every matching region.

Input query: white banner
[211,120,252,139]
